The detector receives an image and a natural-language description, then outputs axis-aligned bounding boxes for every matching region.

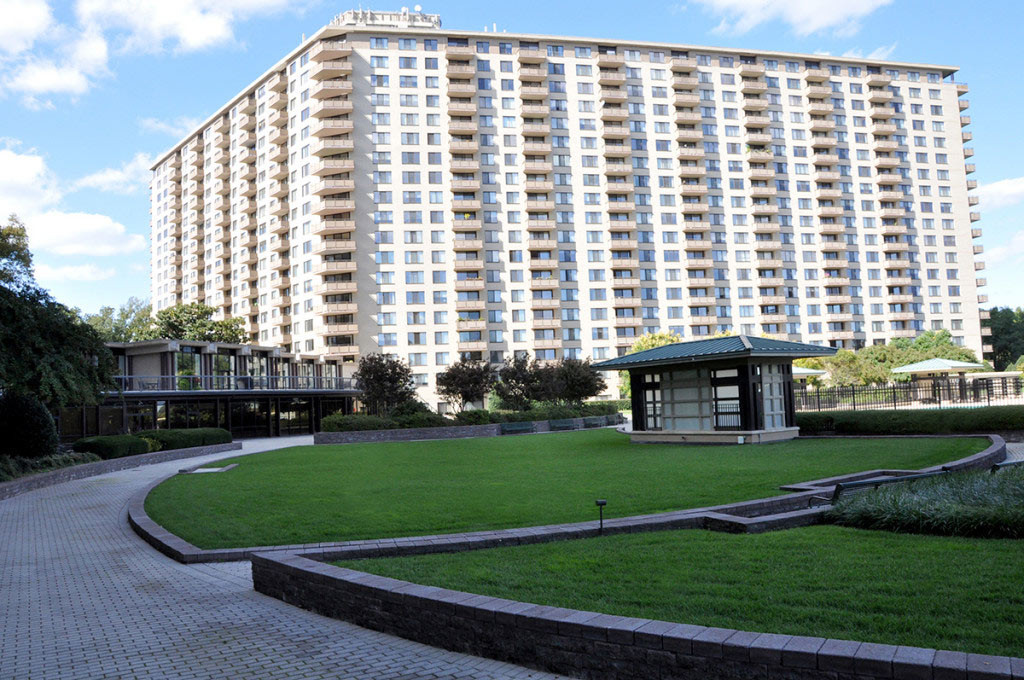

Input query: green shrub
[134,428,232,450]
[139,437,162,453]
[72,434,150,459]
[0,392,59,460]
[393,412,451,429]
[827,466,1024,538]
[453,409,495,426]
[320,414,397,432]
[390,400,433,417]
[579,401,619,416]
[0,451,102,482]
[797,406,1024,435]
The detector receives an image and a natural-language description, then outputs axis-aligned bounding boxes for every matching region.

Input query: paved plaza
[0,437,564,680]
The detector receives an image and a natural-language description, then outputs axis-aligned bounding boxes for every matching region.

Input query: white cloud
[72,152,154,194]
[0,142,146,257]
[1,0,300,104]
[0,0,53,55]
[978,177,1024,212]
[29,211,146,256]
[139,115,202,138]
[985,231,1024,265]
[843,42,898,60]
[0,144,62,216]
[691,0,894,36]
[35,263,116,282]
[76,0,294,53]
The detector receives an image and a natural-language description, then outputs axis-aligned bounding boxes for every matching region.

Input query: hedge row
[827,466,1024,538]
[72,428,232,460]
[321,401,625,433]
[0,451,102,483]
[796,406,1024,435]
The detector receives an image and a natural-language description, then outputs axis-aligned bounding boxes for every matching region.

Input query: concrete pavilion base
[625,426,801,445]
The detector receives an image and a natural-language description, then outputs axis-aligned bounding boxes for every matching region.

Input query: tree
[818,330,982,386]
[619,331,682,398]
[353,353,416,416]
[0,284,116,407]
[83,297,152,342]
[987,307,1024,370]
[530,358,607,406]
[435,358,496,411]
[145,303,247,343]
[493,354,538,411]
[554,358,607,406]
[0,214,33,290]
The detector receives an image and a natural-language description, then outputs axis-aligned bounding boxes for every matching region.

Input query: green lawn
[340,525,1024,658]
[144,429,987,549]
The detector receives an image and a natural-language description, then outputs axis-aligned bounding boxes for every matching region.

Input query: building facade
[57,340,359,440]
[149,8,989,409]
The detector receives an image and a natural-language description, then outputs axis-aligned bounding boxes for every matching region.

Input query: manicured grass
[340,525,1024,658]
[144,429,987,549]
[829,466,1024,538]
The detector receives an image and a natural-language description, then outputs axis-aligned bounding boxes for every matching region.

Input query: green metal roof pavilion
[592,335,836,371]
[891,357,984,374]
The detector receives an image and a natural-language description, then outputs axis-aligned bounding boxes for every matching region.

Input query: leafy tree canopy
[817,330,981,386]
[987,307,1024,371]
[0,214,33,290]
[0,284,116,407]
[82,296,152,342]
[144,302,247,344]
[436,358,496,411]
[354,353,416,416]
[493,353,538,411]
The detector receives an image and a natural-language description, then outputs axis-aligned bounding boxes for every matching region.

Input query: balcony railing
[111,375,357,393]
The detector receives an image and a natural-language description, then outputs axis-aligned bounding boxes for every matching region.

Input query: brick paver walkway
[0,437,563,679]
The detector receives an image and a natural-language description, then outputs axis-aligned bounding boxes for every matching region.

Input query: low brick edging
[313,414,623,445]
[127,435,1005,565]
[0,442,243,502]
[252,551,1024,680]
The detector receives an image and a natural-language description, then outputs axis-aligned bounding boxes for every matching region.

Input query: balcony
[310,40,352,62]
[740,80,767,94]
[312,78,354,98]
[602,123,630,139]
[678,164,707,178]
[314,239,355,256]
[316,281,357,295]
[267,90,287,110]
[448,81,476,95]
[518,65,546,81]
[313,219,356,236]
[313,138,355,157]
[312,119,354,138]
[311,60,352,80]
[867,89,893,104]
[311,99,354,118]
[675,128,703,142]
[673,92,700,107]
[742,97,768,111]
[315,260,357,275]
[738,62,765,77]
[313,198,355,216]
[676,147,705,161]
[314,178,355,196]
[674,111,702,124]
[671,57,697,72]
[598,70,626,85]
[597,52,625,67]
[454,278,486,292]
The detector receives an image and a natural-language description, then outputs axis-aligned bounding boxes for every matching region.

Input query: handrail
[110,375,357,392]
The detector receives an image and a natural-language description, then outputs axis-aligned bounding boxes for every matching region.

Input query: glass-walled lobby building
[595,335,835,444]
[58,340,360,440]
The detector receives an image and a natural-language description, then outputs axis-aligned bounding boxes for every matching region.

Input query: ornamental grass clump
[827,466,1024,538]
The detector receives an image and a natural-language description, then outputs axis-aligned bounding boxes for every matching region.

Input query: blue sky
[1,0,1022,313]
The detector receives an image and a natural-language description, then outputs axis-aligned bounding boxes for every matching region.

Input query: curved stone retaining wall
[252,552,1022,680]
[0,442,242,502]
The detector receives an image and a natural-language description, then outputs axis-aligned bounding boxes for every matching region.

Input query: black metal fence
[795,377,1024,412]
[112,374,357,393]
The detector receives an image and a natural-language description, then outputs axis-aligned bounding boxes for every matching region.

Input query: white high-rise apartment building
[149,8,989,407]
